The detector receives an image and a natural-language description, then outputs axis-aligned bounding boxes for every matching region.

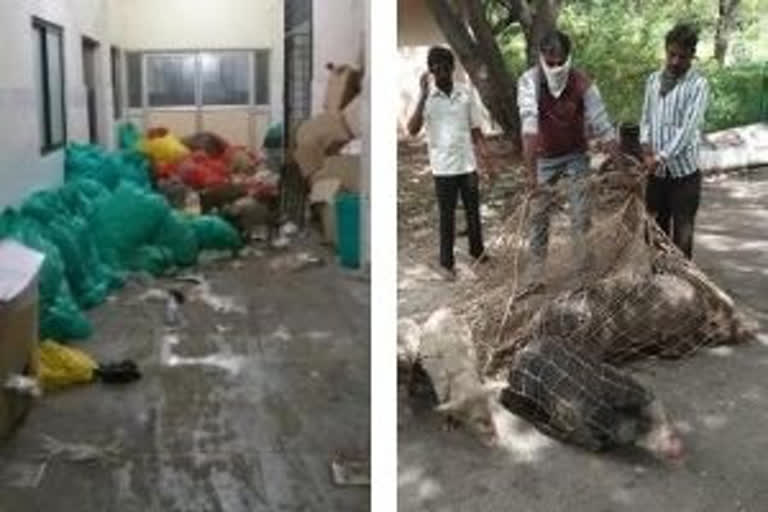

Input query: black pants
[434,172,484,269]
[646,170,702,259]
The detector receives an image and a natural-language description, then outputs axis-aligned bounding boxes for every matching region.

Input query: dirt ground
[397,141,768,512]
[0,236,370,512]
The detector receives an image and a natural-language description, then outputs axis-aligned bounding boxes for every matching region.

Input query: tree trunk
[426,0,522,143]
[524,0,561,66]
[714,0,741,66]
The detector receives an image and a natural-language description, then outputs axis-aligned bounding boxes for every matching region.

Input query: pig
[501,338,685,463]
[419,307,507,445]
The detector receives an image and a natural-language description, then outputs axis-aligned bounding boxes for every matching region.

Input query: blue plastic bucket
[335,192,360,268]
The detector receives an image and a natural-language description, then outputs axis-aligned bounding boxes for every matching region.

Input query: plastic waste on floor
[36,340,98,390]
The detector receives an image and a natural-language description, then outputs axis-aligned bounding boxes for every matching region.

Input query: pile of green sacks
[0,143,242,341]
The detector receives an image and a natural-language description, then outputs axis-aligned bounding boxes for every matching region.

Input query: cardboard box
[0,240,43,440]
[308,155,361,246]
[310,155,361,191]
[342,95,363,139]
[323,64,362,112]
[294,112,352,178]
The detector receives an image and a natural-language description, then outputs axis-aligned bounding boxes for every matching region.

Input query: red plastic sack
[178,151,231,190]
[155,162,179,179]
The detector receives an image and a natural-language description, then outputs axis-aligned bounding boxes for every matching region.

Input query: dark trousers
[434,172,484,269]
[646,170,702,259]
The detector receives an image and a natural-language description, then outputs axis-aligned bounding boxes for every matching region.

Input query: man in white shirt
[641,22,709,259]
[408,46,495,281]
[517,30,617,281]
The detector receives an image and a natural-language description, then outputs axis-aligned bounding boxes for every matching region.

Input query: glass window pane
[34,27,46,147]
[201,52,249,105]
[126,52,142,108]
[111,47,122,119]
[147,54,196,107]
[254,50,270,105]
[46,29,65,146]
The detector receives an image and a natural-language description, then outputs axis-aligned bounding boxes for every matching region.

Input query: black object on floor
[95,360,142,384]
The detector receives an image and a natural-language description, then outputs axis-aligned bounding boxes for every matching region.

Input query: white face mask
[540,55,571,99]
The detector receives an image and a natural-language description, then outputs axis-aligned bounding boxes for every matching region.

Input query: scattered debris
[164,289,186,327]
[164,353,246,376]
[138,288,168,303]
[191,281,247,315]
[3,374,42,398]
[281,222,299,237]
[174,273,206,285]
[215,325,233,334]
[271,235,291,249]
[94,360,142,384]
[0,462,47,488]
[330,455,370,486]
[269,252,325,273]
[40,434,122,464]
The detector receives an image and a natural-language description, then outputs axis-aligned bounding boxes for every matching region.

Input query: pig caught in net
[402,151,756,456]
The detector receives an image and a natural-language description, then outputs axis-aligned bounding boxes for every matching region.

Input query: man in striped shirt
[641,23,710,259]
[518,30,617,280]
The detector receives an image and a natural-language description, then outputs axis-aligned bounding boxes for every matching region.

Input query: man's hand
[419,71,430,99]
[643,152,661,174]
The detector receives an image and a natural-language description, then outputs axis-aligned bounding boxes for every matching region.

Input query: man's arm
[583,83,617,153]
[467,88,496,177]
[407,72,430,136]
[639,74,656,169]
[518,71,539,189]
[657,78,710,161]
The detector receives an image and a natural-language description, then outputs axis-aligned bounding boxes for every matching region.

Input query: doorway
[82,37,100,144]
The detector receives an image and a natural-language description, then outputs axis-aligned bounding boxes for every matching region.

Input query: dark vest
[537,69,590,158]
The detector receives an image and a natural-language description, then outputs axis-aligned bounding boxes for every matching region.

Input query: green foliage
[702,62,768,131]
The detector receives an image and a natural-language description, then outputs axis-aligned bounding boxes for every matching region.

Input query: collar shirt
[640,68,710,178]
[423,83,482,176]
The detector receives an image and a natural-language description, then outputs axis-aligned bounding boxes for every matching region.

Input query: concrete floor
[398,169,768,512]
[0,242,370,512]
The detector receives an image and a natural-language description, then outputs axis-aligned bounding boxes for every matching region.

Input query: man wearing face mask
[408,46,496,281]
[640,23,709,260]
[517,30,617,283]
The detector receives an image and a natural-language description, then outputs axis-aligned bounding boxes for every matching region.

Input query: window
[147,53,196,107]
[110,46,122,119]
[33,18,66,153]
[124,50,270,108]
[201,52,249,105]
[126,52,142,108]
[254,50,270,106]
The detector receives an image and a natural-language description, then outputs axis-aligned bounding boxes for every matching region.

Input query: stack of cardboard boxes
[294,63,364,246]
[0,240,43,440]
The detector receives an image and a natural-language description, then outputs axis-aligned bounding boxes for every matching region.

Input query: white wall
[0,0,114,209]
[109,0,283,138]
[311,0,365,116]
[0,0,284,210]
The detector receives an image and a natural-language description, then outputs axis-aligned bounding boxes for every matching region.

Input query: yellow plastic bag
[138,132,190,165]
[36,340,97,391]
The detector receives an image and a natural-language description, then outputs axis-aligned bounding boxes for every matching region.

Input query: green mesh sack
[90,182,169,266]
[118,122,140,150]
[114,150,152,190]
[124,246,174,276]
[0,211,91,340]
[152,211,199,266]
[40,282,93,340]
[188,215,242,251]
[65,144,122,190]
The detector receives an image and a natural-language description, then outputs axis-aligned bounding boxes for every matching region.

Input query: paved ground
[398,164,768,512]
[0,240,370,512]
